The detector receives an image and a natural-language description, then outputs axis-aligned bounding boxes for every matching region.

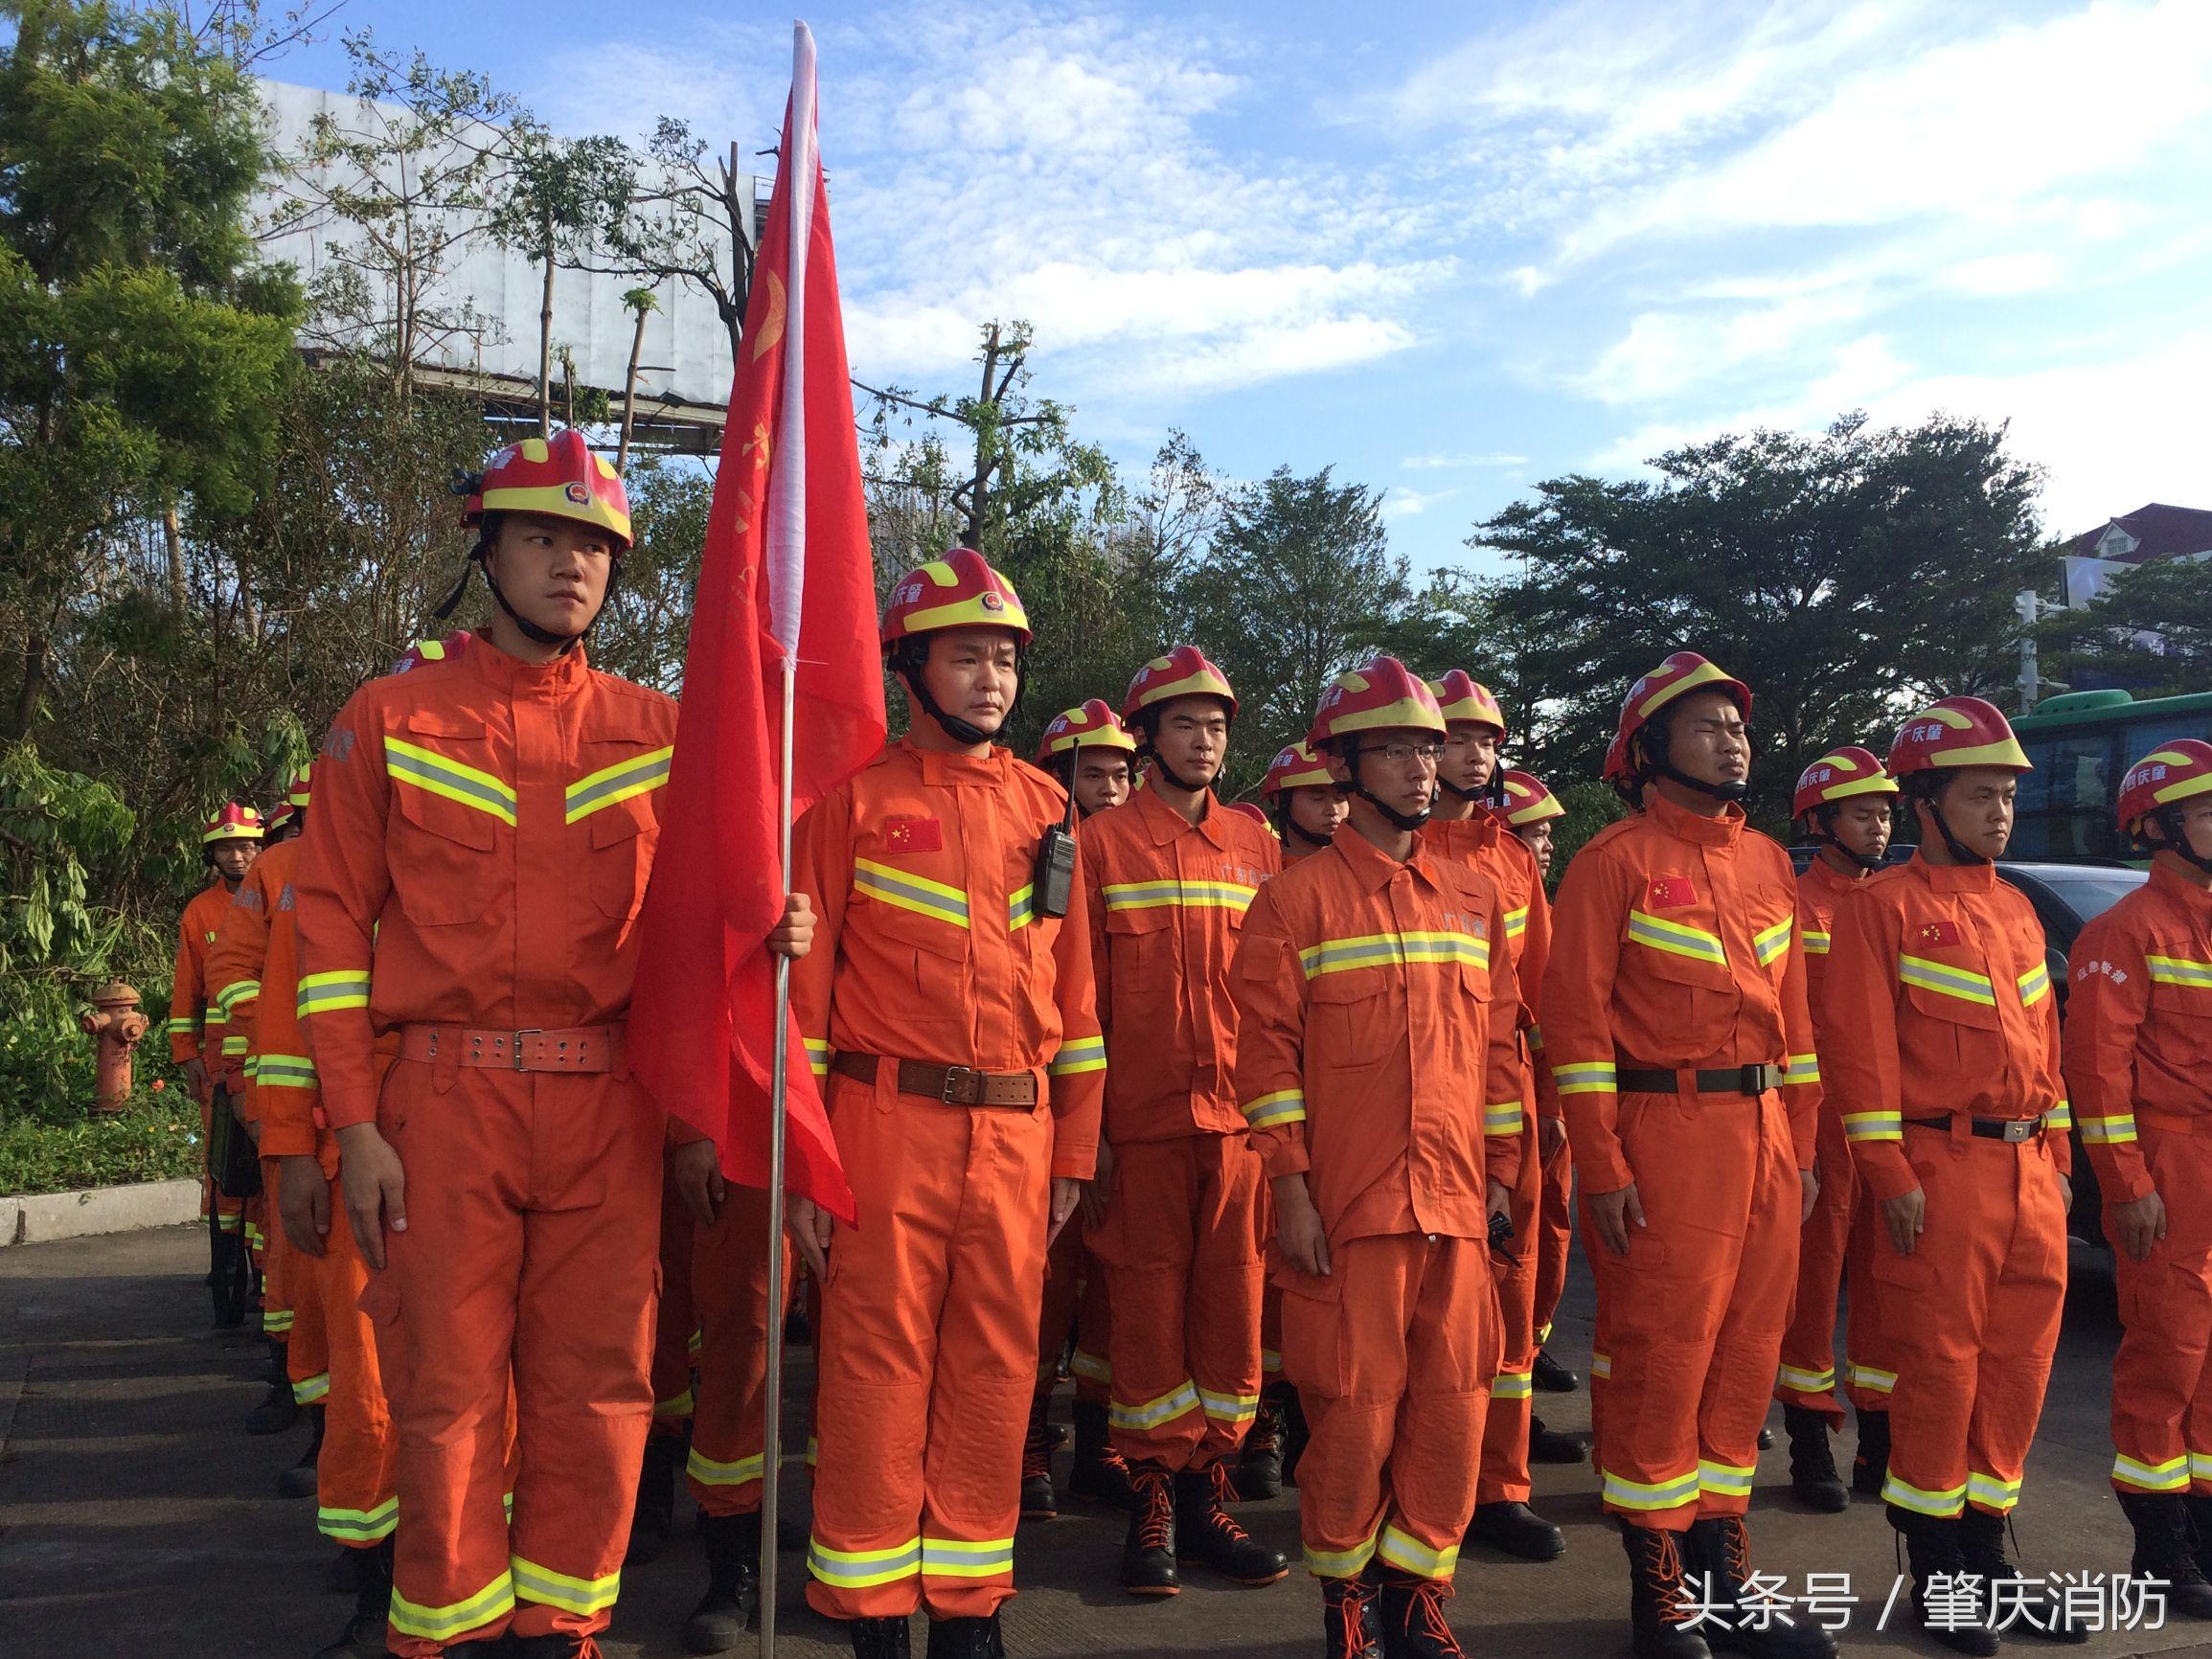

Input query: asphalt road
[3,1224,2207,1659]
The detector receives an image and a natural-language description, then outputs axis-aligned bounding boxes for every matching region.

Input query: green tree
[0,0,302,737]
[1471,412,2049,830]
[2038,555,2212,698]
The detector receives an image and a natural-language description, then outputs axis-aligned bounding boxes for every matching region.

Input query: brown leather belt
[830,1050,1038,1108]
[1615,1060,1782,1097]
[1903,1112,2045,1143]
[399,1023,624,1074]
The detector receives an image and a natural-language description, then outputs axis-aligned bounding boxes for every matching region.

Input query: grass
[0,1091,204,1197]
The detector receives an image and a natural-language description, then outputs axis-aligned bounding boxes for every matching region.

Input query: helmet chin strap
[437,547,609,654]
[2156,808,2212,875]
[1918,785,1991,868]
[1643,727,1749,804]
[1277,811,1330,851]
[899,662,1020,747]
[1812,808,1884,873]
[1145,751,1215,797]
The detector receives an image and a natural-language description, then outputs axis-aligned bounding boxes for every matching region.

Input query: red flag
[628,27,882,1221]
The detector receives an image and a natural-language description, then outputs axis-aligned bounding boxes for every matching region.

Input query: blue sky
[268,0,2212,576]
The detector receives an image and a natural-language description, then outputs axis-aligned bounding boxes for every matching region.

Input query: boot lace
[1134,1468,1174,1552]
[1403,1578,1464,1652]
[1716,1515,1754,1589]
[1206,1460,1257,1541]
[1791,1427,1840,1485]
[1022,1401,1051,1481]
[1648,1529,1694,1626]
[1331,1578,1379,1649]
[1245,1406,1281,1456]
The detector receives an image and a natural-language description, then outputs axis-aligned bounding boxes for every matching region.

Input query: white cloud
[1402,450,1528,470]
[1383,484,1464,518]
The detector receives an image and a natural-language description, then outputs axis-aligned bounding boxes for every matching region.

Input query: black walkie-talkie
[1033,789,1079,919]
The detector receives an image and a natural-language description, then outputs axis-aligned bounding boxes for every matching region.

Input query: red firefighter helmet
[1123,645,1238,722]
[463,431,631,549]
[1428,670,1508,737]
[1790,746,1898,820]
[1500,770,1565,827]
[1035,700,1138,765]
[263,802,297,836]
[1885,697,2032,779]
[1261,742,1336,800]
[2117,739,2212,834]
[285,763,312,810]
[880,548,1031,647]
[1222,800,1274,834]
[1309,656,1446,749]
[201,802,264,846]
[1604,651,1753,785]
[391,631,473,675]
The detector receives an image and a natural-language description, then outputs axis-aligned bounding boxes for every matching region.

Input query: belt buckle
[513,1029,543,1072]
[2004,1119,2034,1143]
[940,1065,980,1105]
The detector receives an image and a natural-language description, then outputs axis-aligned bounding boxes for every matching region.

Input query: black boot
[1890,1507,1999,1656]
[1324,1570,1386,1659]
[1280,1384,1311,1486]
[1960,1507,2088,1643]
[311,1536,393,1659]
[246,1341,301,1434]
[1065,1399,1136,1510]
[924,1611,1003,1658]
[2119,1490,2212,1620]
[1231,1398,1284,1501]
[1620,1521,1712,1659]
[211,1226,249,1327]
[1851,1407,1890,1497]
[1019,1391,1057,1521]
[1783,1406,1848,1513]
[323,1544,363,1595]
[1533,1348,1581,1393]
[1379,1568,1467,1657]
[1528,1414,1590,1465]
[1756,1426,1773,1450]
[850,1615,913,1658]
[683,1510,762,1652]
[627,1431,682,1565]
[1467,1499,1564,1561]
[1691,1516,1836,1658]
[1122,1461,1178,1595]
[1174,1462,1288,1584]
[2188,1494,2212,1580]
[278,1405,324,1498]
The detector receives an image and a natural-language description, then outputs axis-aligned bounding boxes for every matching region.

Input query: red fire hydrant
[78,980,149,1115]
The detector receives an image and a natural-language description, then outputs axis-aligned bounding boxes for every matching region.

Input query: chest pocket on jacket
[2147,948,2212,1024]
[585,794,658,921]
[853,859,970,1011]
[386,716,503,926]
[1309,967,1393,1068]
[1104,901,1174,1004]
[1899,944,2005,1077]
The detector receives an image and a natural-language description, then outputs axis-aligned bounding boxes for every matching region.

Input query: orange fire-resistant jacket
[208,838,299,1112]
[1232,825,1523,1244]
[170,883,235,1064]
[1541,792,1821,1194]
[294,644,677,1130]
[1082,786,1279,1145]
[241,841,325,1165]
[1825,852,2072,1205]
[1794,854,1861,1022]
[2064,861,2212,1204]
[1424,807,1559,1125]
[788,735,1107,1182]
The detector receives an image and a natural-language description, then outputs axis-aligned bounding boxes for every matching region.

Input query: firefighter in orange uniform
[1023,701,1138,1520]
[1083,648,1286,1597]
[1265,742,1349,865]
[1825,698,2082,1654]
[1423,672,1584,1565]
[2069,739,2212,1616]
[1235,657,1521,1659]
[1543,652,1831,1659]
[786,547,1105,1659]
[1497,769,1577,1391]
[172,803,263,1319]
[297,432,796,1659]
[1772,748,1897,1512]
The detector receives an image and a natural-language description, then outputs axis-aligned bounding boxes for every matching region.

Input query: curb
[0,1177,203,1247]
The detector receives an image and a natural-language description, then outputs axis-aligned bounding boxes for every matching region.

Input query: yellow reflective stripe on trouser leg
[921,1535,1015,1579]
[387,1570,517,1640]
[685,1448,764,1488]
[2113,1453,2190,1492]
[809,1534,923,1588]
[1110,1379,1200,1433]
[1197,1386,1261,1425]
[510,1553,622,1617]
[318,1495,399,1542]
[1600,1466,1700,1511]
[1375,1524,1459,1579]
[1881,1473,1967,1516]
[1304,1523,1381,1579]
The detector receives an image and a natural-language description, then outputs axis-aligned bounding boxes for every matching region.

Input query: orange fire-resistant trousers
[1087,1132,1264,1472]
[377,1059,661,1656]
[2111,1125,2212,1495]
[1534,1135,1574,1354]
[259,1156,327,1381]
[689,1183,793,1516]
[1585,1087,1800,1532]
[1776,1105,1858,1425]
[1478,1101,1542,1505]
[806,1072,1051,1623]
[1872,1125,2065,1519]
[301,1153,399,1549]
[649,1150,698,1438]
[1282,1232,1502,1581]
[1037,1212,1112,1403]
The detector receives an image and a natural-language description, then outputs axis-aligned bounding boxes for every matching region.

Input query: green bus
[2011,687,2212,860]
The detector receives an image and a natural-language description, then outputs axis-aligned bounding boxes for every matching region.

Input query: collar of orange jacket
[1648,787,1745,846]
[1800,852,1864,895]
[1905,849,1997,893]
[899,729,1015,786]
[1330,820,1444,892]
[2151,857,2212,911]
[1133,777,1230,849]
[468,635,593,699]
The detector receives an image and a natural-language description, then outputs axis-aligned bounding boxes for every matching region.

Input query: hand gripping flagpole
[760,23,817,1655]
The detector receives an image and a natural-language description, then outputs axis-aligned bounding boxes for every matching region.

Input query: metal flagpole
[761,652,797,1655]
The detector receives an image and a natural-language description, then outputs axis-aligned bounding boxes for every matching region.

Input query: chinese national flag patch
[1646,876,1698,910]
[883,817,943,854]
[1916,920,1962,948]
